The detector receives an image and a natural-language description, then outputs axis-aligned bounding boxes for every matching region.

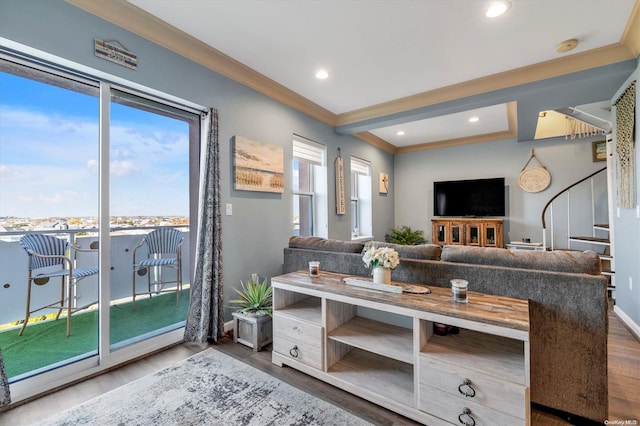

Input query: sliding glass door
[108,89,195,349]
[0,52,200,400]
[0,65,101,379]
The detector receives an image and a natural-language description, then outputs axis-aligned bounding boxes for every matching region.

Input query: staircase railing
[541,166,607,250]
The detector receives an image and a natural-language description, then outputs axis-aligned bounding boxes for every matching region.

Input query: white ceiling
[124,0,637,149]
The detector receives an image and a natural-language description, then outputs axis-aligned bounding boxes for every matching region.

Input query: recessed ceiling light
[469,117,480,123]
[486,1,511,18]
[315,69,329,80]
[396,130,405,136]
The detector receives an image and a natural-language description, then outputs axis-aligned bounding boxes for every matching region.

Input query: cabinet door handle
[458,407,476,426]
[458,379,476,397]
[289,345,299,358]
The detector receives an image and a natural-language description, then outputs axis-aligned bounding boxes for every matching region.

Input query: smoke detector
[556,38,579,53]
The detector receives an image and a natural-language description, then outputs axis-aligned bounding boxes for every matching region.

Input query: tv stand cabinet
[431,218,504,248]
[271,271,530,425]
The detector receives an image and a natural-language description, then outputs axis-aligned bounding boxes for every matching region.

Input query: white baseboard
[224,320,234,333]
[614,305,640,340]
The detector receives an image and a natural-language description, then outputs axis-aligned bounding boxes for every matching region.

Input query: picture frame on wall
[379,173,389,194]
[592,140,606,162]
[233,135,284,193]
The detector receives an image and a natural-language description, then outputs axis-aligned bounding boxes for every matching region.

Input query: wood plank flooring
[1,310,638,426]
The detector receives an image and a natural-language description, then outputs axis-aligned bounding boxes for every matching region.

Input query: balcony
[0,226,190,381]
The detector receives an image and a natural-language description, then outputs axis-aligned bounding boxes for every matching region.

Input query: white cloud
[111,160,138,177]
[38,190,80,204]
[1,104,188,217]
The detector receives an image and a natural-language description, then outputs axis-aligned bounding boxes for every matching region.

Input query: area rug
[35,348,372,426]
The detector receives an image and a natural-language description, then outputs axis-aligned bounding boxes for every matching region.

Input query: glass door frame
[4,39,204,404]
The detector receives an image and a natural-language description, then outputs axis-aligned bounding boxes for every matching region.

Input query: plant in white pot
[230,274,273,351]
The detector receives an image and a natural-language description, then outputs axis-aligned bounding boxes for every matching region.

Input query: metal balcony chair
[19,233,99,337]
[132,228,184,309]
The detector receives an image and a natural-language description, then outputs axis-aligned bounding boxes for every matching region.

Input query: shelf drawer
[273,313,324,370]
[419,384,525,426]
[419,355,527,420]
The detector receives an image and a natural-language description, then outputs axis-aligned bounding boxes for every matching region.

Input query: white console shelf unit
[271,270,530,426]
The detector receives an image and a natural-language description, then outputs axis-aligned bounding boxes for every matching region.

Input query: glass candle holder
[309,261,320,277]
[451,279,469,303]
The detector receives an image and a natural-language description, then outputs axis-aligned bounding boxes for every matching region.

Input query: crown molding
[66,0,337,126]
[621,0,640,57]
[394,102,517,154]
[336,43,635,127]
[352,132,397,154]
[395,129,516,154]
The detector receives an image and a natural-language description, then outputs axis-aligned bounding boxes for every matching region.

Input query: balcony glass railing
[0,226,190,381]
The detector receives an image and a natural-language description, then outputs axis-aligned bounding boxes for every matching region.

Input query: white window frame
[350,156,372,240]
[292,136,327,238]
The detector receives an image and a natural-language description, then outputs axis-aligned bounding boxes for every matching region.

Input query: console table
[271,271,530,425]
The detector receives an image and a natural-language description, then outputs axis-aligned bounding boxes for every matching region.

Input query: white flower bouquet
[362,242,400,270]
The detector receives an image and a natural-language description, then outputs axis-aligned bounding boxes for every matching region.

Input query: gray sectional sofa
[283,236,609,423]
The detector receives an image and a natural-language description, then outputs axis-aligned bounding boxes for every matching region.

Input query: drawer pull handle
[458,379,476,397]
[458,407,476,426]
[289,345,299,358]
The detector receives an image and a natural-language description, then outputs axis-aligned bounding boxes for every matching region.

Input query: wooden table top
[272,270,529,334]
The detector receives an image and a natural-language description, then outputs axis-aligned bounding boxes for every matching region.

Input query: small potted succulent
[230,274,273,351]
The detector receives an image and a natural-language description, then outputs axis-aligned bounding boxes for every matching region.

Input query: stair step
[593,223,609,229]
[569,236,610,246]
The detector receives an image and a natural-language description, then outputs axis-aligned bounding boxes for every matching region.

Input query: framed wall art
[379,173,389,194]
[592,140,606,162]
[233,135,284,193]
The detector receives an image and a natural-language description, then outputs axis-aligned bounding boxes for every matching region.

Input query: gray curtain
[184,108,224,343]
[0,346,9,408]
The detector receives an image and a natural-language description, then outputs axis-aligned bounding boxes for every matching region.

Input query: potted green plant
[230,274,273,351]
[384,225,427,245]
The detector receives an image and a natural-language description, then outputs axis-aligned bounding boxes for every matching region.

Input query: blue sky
[0,71,190,218]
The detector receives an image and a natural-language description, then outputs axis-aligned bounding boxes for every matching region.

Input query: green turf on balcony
[0,289,190,379]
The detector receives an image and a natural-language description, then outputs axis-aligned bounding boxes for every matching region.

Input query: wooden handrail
[541,167,607,229]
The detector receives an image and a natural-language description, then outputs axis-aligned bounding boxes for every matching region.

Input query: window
[350,156,372,239]
[292,136,327,238]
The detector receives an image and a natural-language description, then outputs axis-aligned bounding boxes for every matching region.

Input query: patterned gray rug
[36,348,372,425]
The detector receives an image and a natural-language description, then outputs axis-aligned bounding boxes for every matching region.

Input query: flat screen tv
[434,177,505,217]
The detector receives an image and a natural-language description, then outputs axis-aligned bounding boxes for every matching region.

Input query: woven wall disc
[518,166,551,193]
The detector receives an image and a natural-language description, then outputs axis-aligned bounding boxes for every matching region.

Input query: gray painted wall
[395,136,608,245]
[395,106,639,330]
[611,59,640,328]
[0,0,395,320]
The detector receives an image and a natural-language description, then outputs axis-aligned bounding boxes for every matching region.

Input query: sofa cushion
[373,241,442,260]
[440,245,601,275]
[288,236,365,253]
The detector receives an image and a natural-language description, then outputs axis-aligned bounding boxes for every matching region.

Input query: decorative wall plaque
[518,149,551,193]
[335,148,346,215]
[94,39,137,70]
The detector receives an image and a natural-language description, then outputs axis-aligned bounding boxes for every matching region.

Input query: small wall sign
[379,173,389,194]
[592,140,606,162]
[94,39,137,70]
[335,149,346,215]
